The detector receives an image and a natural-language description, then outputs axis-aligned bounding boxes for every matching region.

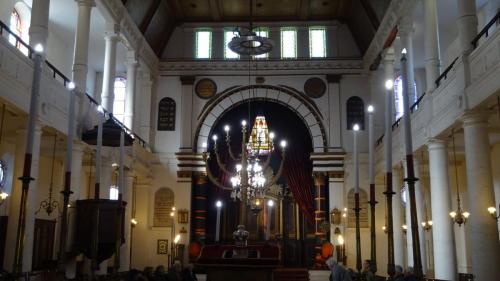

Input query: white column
[72,0,95,91]
[64,142,85,278]
[456,0,478,54]
[138,70,153,144]
[427,140,457,281]
[124,51,138,130]
[383,47,395,122]
[101,23,119,112]
[413,158,427,274]
[399,16,417,101]
[329,175,344,252]
[392,167,405,267]
[120,174,134,271]
[461,112,500,280]
[179,76,195,151]
[3,125,42,271]
[423,0,441,92]
[28,0,50,49]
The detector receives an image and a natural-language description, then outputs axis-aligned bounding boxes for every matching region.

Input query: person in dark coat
[326,257,352,281]
[182,263,197,281]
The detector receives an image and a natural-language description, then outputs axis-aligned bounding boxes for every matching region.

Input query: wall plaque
[157,239,168,255]
[195,79,217,99]
[304,77,326,98]
[153,188,174,227]
[157,98,176,131]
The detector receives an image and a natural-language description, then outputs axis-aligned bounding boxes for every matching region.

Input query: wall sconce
[330,208,342,224]
[131,218,138,226]
[487,205,499,221]
[421,220,433,232]
[0,191,8,206]
[402,224,407,235]
[382,225,388,234]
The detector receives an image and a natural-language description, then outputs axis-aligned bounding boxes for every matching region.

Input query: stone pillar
[28,0,50,49]
[124,51,138,130]
[427,140,457,280]
[72,0,95,91]
[64,142,85,278]
[456,0,478,54]
[313,172,327,240]
[413,158,427,274]
[120,173,134,271]
[179,76,195,151]
[326,75,342,148]
[383,47,395,122]
[192,173,208,241]
[399,16,417,101]
[101,23,119,112]
[423,0,441,92]
[461,112,500,280]
[138,70,153,144]
[392,167,405,267]
[3,125,42,271]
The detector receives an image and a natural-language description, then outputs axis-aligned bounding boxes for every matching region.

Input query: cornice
[363,0,417,70]
[159,58,363,75]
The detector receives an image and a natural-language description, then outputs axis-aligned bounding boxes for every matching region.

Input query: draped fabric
[283,151,315,224]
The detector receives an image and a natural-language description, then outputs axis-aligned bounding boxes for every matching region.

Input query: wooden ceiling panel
[143,1,172,55]
[221,0,299,20]
[179,0,212,20]
[124,0,155,26]
[308,0,336,18]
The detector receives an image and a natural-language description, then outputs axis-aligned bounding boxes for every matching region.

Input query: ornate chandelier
[202,117,286,225]
[449,129,469,227]
[228,0,274,56]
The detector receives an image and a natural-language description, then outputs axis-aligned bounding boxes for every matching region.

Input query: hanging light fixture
[449,129,470,226]
[36,133,60,216]
[0,104,8,205]
[228,0,274,56]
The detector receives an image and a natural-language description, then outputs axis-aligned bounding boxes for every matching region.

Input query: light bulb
[367,105,374,113]
[224,125,230,132]
[449,211,457,218]
[267,200,274,207]
[353,124,360,131]
[342,213,347,218]
[269,132,275,139]
[421,222,426,227]
[131,218,138,225]
[34,43,44,53]
[212,135,218,141]
[402,48,407,54]
[202,142,207,148]
[0,192,9,200]
[174,234,181,244]
[241,120,247,126]
[382,226,386,231]
[487,206,496,214]
[97,105,104,113]
[385,79,394,90]
[463,212,470,218]
[216,200,222,208]
[428,221,433,226]
[67,81,76,90]
[402,225,407,230]
[280,140,287,148]
[170,212,175,217]
[337,235,344,245]
[236,164,242,172]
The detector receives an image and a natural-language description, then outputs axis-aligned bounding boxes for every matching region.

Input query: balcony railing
[0,19,150,150]
[375,92,426,147]
[471,10,500,49]
[435,56,459,88]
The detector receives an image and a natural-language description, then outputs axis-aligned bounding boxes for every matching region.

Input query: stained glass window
[309,27,326,58]
[113,77,127,123]
[281,27,297,59]
[224,30,239,59]
[195,30,212,59]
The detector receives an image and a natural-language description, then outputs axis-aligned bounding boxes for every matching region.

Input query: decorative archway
[193,84,328,153]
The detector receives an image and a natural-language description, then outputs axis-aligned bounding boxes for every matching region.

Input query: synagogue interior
[0,0,499,280]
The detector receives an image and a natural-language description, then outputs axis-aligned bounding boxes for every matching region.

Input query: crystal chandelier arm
[203,154,235,191]
[262,150,286,190]
[260,141,274,171]
[225,135,240,161]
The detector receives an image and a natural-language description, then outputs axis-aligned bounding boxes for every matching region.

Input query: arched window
[346,96,365,130]
[394,75,417,119]
[157,97,176,131]
[113,77,127,123]
[153,188,175,227]
[347,189,368,228]
[9,8,28,55]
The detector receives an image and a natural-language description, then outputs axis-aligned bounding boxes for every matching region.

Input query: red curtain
[283,151,315,224]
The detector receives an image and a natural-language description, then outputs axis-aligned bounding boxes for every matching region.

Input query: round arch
[193,84,328,153]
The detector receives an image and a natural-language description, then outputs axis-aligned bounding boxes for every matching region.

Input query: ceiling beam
[359,0,380,28]
[298,0,310,20]
[208,0,222,21]
[139,0,162,33]
[167,0,184,21]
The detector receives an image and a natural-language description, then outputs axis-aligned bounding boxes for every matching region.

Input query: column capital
[382,47,396,63]
[426,138,447,150]
[75,0,95,7]
[460,111,491,127]
[398,15,415,36]
[125,51,139,68]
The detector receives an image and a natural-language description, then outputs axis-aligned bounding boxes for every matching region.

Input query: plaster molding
[363,0,418,70]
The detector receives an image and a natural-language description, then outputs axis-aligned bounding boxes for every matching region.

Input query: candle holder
[487,205,500,220]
